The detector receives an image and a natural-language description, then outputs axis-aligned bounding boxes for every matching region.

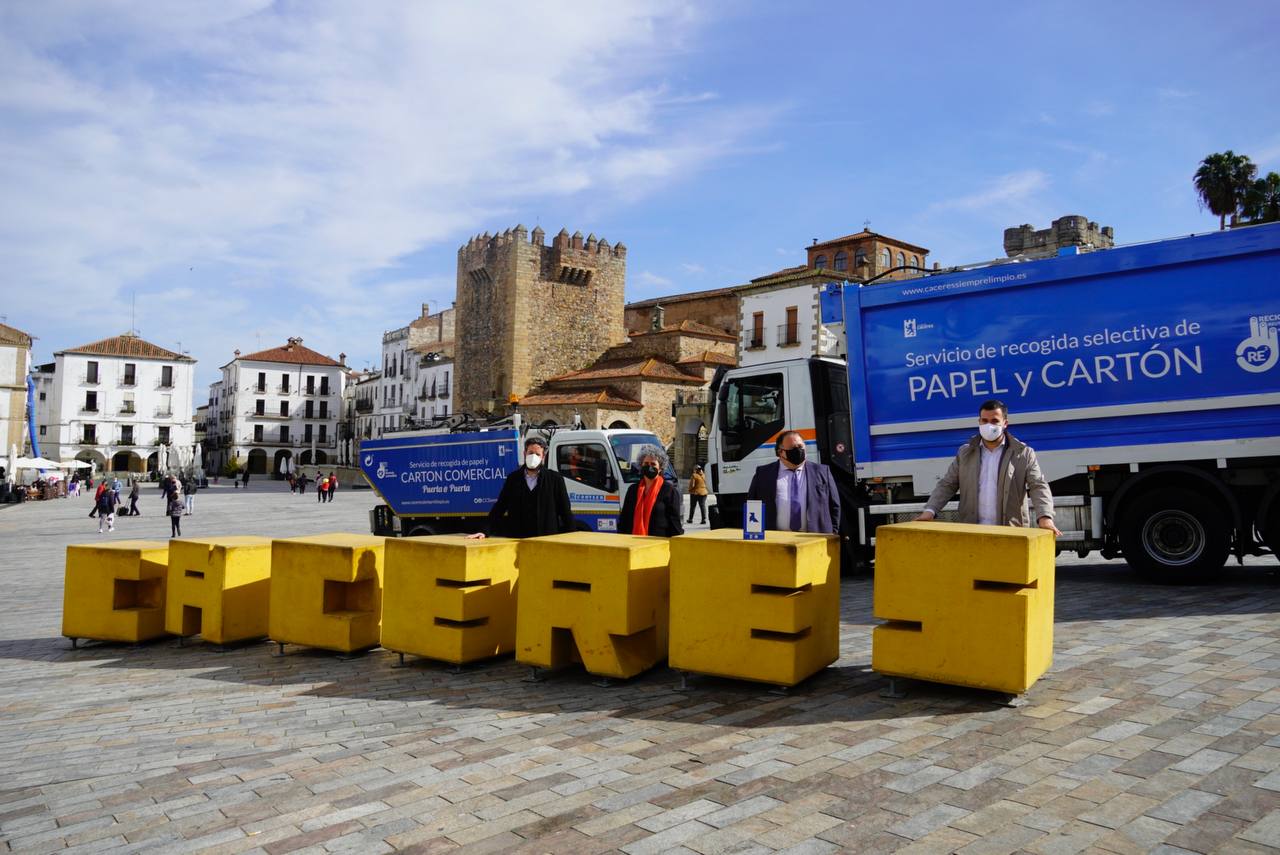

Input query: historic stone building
[519,316,735,451]
[455,225,626,415]
[624,287,740,338]
[806,229,930,281]
[1004,215,1114,259]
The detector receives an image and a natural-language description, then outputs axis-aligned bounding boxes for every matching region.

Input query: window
[320,377,330,395]
[160,365,174,388]
[319,424,328,442]
[121,392,135,414]
[881,248,891,268]
[305,401,314,419]
[254,424,264,442]
[84,391,97,412]
[280,373,290,393]
[158,426,170,444]
[280,401,289,417]
[718,372,785,462]
[257,372,266,393]
[39,425,46,436]
[121,425,134,445]
[833,251,847,272]
[86,361,99,383]
[83,424,96,443]
[280,426,290,443]
[854,248,868,269]
[897,251,906,269]
[304,424,313,442]
[256,399,265,415]
[38,391,45,401]
[782,306,799,345]
[556,443,613,491]
[814,254,827,269]
[910,254,919,269]
[306,375,315,395]
[750,312,765,349]
[123,363,136,386]
[320,401,328,418]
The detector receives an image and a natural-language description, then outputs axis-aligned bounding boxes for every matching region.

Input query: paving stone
[0,494,1278,854]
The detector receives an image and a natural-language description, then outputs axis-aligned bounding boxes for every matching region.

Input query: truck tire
[1118,488,1229,583]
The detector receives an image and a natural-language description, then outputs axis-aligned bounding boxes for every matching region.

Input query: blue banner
[855,230,1280,427]
[358,430,520,516]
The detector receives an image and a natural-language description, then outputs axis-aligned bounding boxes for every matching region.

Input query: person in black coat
[746,429,841,534]
[470,436,574,539]
[618,446,684,537]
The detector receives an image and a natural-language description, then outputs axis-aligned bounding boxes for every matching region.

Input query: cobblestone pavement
[1,484,1277,854]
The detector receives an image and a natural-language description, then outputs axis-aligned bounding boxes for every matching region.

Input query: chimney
[651,305,665,331]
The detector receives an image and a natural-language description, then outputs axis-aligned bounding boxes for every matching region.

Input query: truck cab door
[552,439,621,532]
[713,368,789,499]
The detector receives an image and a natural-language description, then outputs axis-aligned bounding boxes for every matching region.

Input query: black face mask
[784,447,806,465]
[641,464,660,480]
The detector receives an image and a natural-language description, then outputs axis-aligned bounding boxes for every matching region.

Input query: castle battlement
[457,225,626,262]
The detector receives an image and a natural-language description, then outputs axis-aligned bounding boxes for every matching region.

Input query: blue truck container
[711,224,1280,581]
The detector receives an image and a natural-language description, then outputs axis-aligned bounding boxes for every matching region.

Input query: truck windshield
[609,434,676,484]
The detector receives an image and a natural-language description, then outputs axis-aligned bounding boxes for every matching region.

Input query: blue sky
[3,1,1278,391]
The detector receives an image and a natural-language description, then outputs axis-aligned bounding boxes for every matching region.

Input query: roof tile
[59,333,194,361]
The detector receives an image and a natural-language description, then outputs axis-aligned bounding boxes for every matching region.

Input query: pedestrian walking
[96,484,119,533]
[127,481,140,516]
[89,480,106,517]
[317,474,327,502]
[242,469,251,489]
[183,476,197,515]
[687,464,708,525]
[326,471,337,503]
[111,476,122,505]
[287,473,296,494]
[298,473,307,495]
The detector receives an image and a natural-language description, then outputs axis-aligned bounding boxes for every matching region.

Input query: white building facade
[738,270,844,367]
[35,334,197,474]
[0,323,34,458]
[377,325,411,436]
[204,338,347,477]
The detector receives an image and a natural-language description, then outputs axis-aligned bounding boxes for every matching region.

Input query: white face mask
[978,422,1004,442]
[525,453,542,469]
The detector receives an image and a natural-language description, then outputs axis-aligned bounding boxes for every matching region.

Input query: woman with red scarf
[618,446,684,537]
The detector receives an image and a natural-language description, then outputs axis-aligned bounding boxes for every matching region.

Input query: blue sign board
[844,226,1280,465]
[358,430,519,517]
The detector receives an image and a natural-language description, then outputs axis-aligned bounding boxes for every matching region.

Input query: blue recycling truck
[360,426,675,536]
[707,224,1280,581]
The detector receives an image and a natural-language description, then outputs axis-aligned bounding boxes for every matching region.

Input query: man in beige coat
[916,399,1060,535]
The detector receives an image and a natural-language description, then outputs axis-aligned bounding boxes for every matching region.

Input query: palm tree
[1194,151,1257,229]
[1243,172,1280,224]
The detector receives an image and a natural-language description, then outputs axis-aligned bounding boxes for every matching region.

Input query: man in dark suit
[746,430,841,534]
[468,436,574,539]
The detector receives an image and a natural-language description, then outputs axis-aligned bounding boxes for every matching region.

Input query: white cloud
[925,170,1050,216]
[0,2,762,383]
[680,262,706,274]
[1157,87,1195,100]
[636,271,674,288]
[1083,100,1115,118]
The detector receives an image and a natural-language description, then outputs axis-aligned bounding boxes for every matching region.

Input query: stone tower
[455,225,627,415]
[1004,215,1115,259]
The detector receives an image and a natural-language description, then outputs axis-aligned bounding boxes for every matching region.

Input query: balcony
[81,373,100,385]
[776,323,801,347]
[277,385,292,395]
[245,409,291,420]
[354,399,374,413]
[119,377,136,388]
[747,334,765,350]
[155,407,173,418]
[155,380,175,390]
[119,405,136,415]
[80,405,99,413]
[78,437,98,446]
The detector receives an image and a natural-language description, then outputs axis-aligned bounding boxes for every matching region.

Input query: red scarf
[631,478,662,536]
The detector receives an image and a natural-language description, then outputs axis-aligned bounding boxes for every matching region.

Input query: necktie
[790,468,802,531]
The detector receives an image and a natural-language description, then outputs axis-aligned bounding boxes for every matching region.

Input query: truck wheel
[1118,488,1229,583]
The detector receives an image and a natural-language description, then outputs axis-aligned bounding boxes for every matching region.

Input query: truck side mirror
[605,474,618,493]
